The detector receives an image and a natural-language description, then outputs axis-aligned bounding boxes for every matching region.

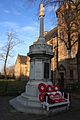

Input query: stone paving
[0,94,80,120]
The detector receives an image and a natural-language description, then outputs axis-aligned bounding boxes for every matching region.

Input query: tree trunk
[67,30,71,59]
[4,59,7,79]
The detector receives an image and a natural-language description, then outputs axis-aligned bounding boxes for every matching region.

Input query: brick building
[45,2,79,88]
[14,54,30,80]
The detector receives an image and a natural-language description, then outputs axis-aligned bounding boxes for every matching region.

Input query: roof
[45,27,58,42]
[56,3,64,15]
[17,54,28,64]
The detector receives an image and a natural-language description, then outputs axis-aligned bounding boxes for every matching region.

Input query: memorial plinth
[9,4,54,114]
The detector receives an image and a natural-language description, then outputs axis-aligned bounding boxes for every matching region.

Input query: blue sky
[0,0,58,71]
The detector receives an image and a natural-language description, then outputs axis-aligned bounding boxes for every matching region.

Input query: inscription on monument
[44,63,49,79]
[30,61,35,79]
[35,61,43,79]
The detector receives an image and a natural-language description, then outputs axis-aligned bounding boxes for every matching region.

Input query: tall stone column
[39,4,44,37]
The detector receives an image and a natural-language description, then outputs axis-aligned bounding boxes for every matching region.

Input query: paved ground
[0,94,80,120]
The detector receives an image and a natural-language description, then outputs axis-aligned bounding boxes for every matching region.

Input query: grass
[0,79,27,96]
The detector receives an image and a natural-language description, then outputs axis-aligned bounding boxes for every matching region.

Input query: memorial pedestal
[10,80,53,114]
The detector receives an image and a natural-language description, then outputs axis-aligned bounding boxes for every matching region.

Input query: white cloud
[3,9,10,14]
[0,21,19,29]
[11,8,22,16]
[21,26,37,33]
[3,7,21,16]
[47,5,58,12]
[13,10,21,15]
[0,21,39,34]
[0,21,39,51]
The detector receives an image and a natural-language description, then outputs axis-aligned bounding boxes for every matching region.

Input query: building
[14,54,30,80]
[45,27,58,82]
[56,2,79,88]
[6,65,14,77]
[45,2,79,89]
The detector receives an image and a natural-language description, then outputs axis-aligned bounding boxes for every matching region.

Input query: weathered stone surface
[9,80,53,114]
[9,3,54,114]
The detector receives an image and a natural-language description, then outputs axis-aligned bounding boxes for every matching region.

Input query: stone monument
[9,4,53,114]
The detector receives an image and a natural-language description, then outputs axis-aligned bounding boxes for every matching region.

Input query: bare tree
[54,0,80,83]
[24,0,79,7]
[0,31,21,79]
[24,0,64,5]
[57,1,80,58]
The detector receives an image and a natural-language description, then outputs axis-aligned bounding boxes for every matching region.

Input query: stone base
[9,95,47,114]
[9,80,68,115]
[10,96,68,115]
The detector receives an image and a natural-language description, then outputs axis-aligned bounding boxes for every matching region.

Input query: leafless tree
[24,0,79,7]
[0,31,21,79]
[24,0,64,5]
[57,1,80,58]
[55,0,80,85]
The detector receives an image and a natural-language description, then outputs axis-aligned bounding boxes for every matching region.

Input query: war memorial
[10,4,70,115]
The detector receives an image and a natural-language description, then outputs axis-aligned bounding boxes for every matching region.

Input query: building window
[60,31,64,42]
[44,63,49,79]
[71,51,75,58]
[70,69,73,79]
[60,13,64,24]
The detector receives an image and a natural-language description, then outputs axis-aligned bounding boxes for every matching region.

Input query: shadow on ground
[0,94,80,120]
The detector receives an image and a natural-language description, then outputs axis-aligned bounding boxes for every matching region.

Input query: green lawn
[0,79,27,96]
